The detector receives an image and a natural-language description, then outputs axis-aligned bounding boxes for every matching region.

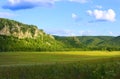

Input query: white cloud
[8,0,21,5]
[72,13,81,22]
[72,13,77,19]
[69,0,88,3]
[3,0,89,10]
[72,13,78,19]
[46,29,95,36]
[87,10,92,15]
[8,0,57,4]
[96,5,102,9]
[109,32,114,36]
[3,0,58,10]
[45,29,76,36]
[0,12,15,18]
[79,30,93,36]
[87,9,116,22]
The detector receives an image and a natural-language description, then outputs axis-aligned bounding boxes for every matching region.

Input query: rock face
[0,18,53,39]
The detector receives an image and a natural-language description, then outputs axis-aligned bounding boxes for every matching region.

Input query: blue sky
[0,0,120,36]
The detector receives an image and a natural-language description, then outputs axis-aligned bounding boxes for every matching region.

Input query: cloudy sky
[0,0,120,36]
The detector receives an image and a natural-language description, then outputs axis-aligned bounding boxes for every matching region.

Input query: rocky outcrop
[0,18,54,39]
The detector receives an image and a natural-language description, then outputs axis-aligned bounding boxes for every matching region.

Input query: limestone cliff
[0,18,54,39]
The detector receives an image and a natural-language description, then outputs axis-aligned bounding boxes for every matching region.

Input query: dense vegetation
[0,35,64,51]
[0,60,120,79]
[0,51,120,79]
[54,36,120,51]
[0,18,64,51]
[0,18,120,51]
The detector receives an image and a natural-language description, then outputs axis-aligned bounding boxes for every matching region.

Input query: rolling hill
[0,18,120,51]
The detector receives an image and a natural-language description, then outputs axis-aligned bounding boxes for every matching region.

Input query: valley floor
[0,51,120,79]
[0,51,120,65]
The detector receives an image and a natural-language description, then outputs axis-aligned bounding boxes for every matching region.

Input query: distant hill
[54,36,120,51]
[99,36,120,50]
[0,18,120,51]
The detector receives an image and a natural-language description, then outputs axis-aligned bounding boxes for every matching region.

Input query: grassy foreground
[0,51,120,79]
[0,51,120,65]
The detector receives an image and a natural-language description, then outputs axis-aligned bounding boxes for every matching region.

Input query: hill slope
[0,18,45,38]
[0,18,120,51]
[54,36,120,51]
[0,18,63,51]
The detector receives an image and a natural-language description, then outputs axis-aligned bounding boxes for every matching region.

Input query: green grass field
[0,51,120,65]
[0,51,120,79]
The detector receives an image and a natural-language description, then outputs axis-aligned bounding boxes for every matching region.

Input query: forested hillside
[0,18,64,51]
[54,36,120,51]
[0,18,120,51]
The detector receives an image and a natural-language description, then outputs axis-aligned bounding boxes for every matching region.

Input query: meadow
[0,51,120,79]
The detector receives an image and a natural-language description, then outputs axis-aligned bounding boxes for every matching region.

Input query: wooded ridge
[0,18,120,51]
